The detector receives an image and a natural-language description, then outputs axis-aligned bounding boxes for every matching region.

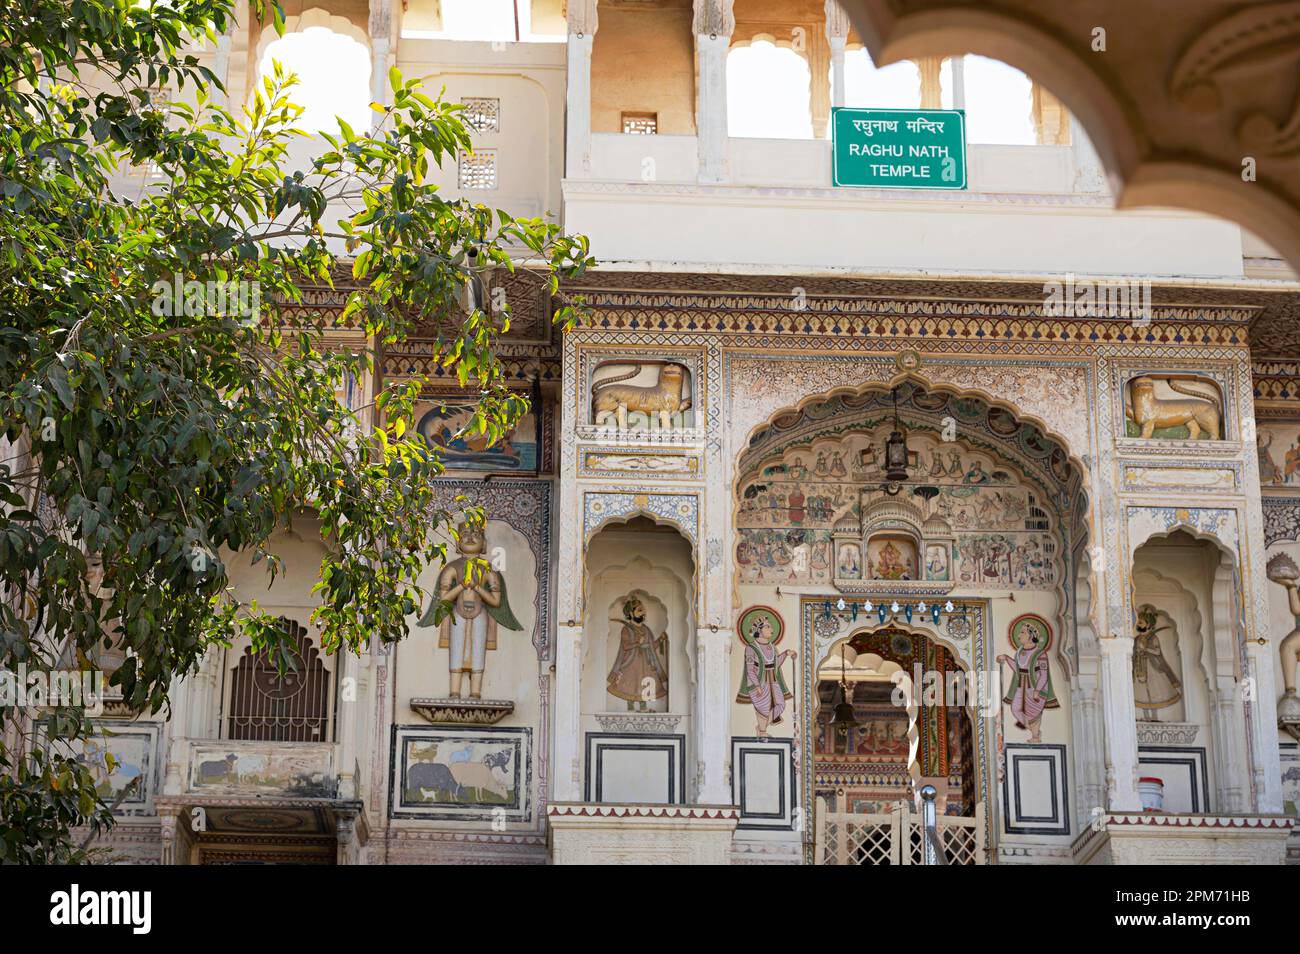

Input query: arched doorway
[733,377,1090,864]
[815,626,975,816]
[810,622,984,865]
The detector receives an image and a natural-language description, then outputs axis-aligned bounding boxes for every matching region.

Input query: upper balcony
[561,0,1262,280]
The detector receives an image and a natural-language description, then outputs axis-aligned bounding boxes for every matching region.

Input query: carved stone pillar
[566,1,598,178]
[553,623,584,801]
[694,0,735,183]
[1244,640,1284,812]
[211,20,235,109]
[1031,83,1070,145]
[1070,113,1108,194]
[1098,635,1142,811]
[917,56,942,108]
[1208,561,1246,812]
[825,1,850,110]
[336,650,360,801]
[1074,671,1106,826]
[334,805,365,865]
[368,0,395,132]
[1209,685,1245,812]
[157,804,193,865]
[186,646,220,739]
[224,0,251,109]
[695,627,732,804]
[809,34,831,139]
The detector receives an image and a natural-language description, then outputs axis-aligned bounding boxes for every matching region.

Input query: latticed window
[622,111,658,135]
[461,97,500,133]
[226,618,332,742]
[458,150,497,189]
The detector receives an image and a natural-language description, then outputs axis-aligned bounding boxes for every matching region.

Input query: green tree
[0,0,591,862]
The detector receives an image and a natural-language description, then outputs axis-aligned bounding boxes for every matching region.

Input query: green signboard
[832,107,967,190]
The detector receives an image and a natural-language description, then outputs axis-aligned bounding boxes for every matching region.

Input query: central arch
[731,376,1092,862]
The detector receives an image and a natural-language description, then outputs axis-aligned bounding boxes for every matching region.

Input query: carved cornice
[1135,722,1200,745]
[556,270,1300,357]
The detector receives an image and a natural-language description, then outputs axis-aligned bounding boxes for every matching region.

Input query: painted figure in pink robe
[735,614,796,738]
[997,618,1058,743]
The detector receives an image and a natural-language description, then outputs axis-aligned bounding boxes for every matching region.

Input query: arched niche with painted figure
[579,516,696,804]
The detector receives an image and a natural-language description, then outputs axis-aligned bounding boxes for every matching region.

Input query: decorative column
[185,646,221,740]
[695,626,732,804]
[825,1,850,110]
[553,622,584,801]
[1070,567,1108,826]
[917,56,943,109]
[1074,674,1106,823]
[157,805,193,865]
[336,649,360,801]
[1244,639,1284,812]
[1070,113,1108,193]
[697,345,734,807]
[566,1,598,178]
[368,0,395,132]
[1239,356,1285,814]
[211,18,235,109]
[1208,562,1247,812]
[1098,634,1142,811]
[222,0,251,109]
[694,0,735,183]
[1031,83,1070,144]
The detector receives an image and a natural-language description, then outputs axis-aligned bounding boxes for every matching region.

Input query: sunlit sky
[262,7,1041,145]
[259,27,373,134]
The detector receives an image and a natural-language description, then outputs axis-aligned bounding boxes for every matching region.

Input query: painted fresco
[737,426,1060,589]
[415,400,538,471]
[1259,422,1300,487]
[189,744,337,798]
[59,724,158,814]
[391,725,531,822]
[866,535,917,580]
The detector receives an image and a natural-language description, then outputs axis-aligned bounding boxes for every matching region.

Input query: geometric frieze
[583,491,699,548]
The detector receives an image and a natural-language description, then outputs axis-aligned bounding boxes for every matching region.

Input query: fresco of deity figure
[997,616,1059,742]
[606,596,669,711]
[736,608,796,738]
[1133,605,1182,716]
[436,523,522,700]
[872,540,912,580]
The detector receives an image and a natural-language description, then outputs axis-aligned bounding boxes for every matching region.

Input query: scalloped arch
[839,0,1300,268]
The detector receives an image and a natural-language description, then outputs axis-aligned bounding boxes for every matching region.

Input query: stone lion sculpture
[593,363,691,430]
[1126,375,1221,440]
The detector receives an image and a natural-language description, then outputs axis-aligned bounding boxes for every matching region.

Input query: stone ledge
[548,802,739,864]
[1073,813,1294,865]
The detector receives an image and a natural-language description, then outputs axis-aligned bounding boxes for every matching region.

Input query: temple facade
[77,1,1300,864]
